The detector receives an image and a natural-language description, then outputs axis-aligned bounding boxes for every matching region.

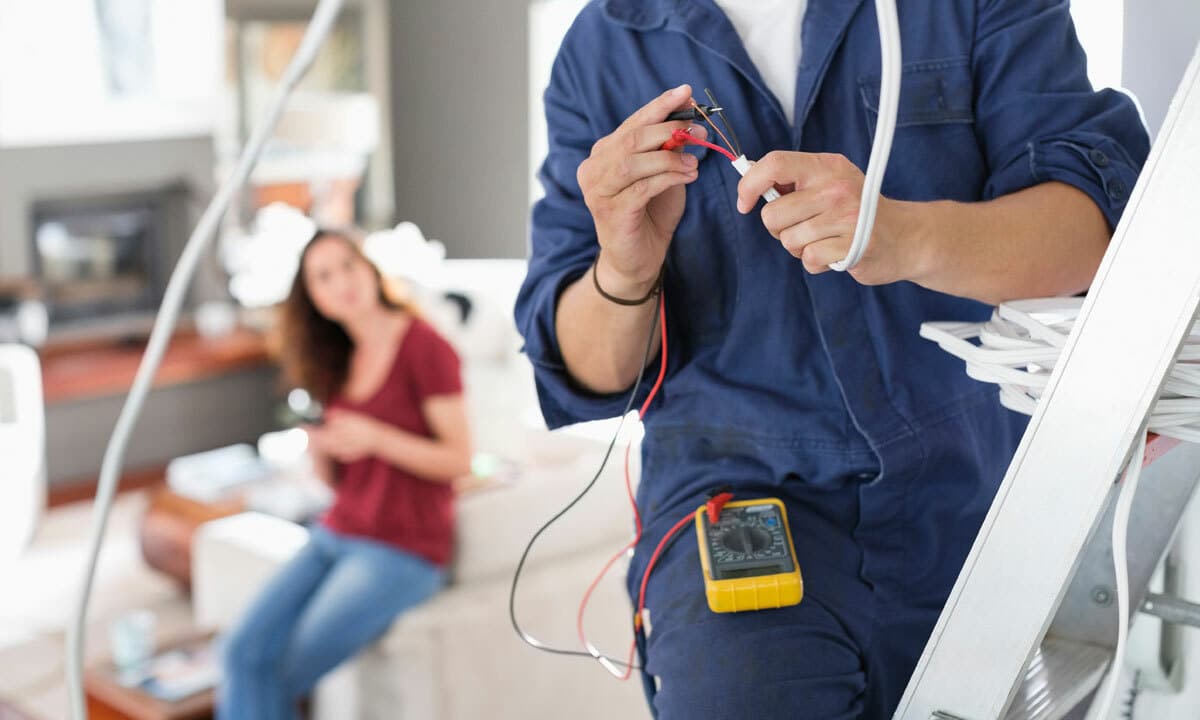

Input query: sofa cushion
[191,512,310,631]
[378,540,649,720]
[450,435,640,586]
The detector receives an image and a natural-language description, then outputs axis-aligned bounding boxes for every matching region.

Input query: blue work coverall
[515,1,1149,717]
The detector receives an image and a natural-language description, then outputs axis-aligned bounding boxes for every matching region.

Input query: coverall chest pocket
[859,56,985,198]
[666,146,739,343]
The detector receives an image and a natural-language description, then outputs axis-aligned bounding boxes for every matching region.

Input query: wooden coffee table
[139,489,244,589]
[84,636,216,720]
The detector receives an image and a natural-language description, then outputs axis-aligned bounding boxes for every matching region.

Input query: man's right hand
[577,84,704,298]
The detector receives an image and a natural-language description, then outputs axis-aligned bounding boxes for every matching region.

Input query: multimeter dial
[701,503,795,580]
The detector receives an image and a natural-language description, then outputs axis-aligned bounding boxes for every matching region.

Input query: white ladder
[895,43,1200,720]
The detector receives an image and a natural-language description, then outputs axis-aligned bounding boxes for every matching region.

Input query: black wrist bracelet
[592,255,664,306]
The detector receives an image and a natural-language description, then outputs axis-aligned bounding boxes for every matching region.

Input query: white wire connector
[731,155,781,203]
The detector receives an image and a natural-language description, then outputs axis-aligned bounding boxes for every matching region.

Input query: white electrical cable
[730,0,900,268]
[920,299,1196,719]
[1086,431,1144,720]
[731,155,782,203]
[64,1,346,718]
[920,298,1200,442]
[831,0,902,272]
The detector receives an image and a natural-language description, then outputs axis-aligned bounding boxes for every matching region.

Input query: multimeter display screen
[702,503,795,580]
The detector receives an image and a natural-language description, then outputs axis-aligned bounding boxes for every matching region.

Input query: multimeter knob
[720,525,772,555]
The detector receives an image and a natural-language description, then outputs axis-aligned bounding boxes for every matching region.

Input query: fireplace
[30,184,190,334]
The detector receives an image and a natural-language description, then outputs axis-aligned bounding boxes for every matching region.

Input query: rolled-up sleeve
[973,0,1150,229]
[515,40,639,428]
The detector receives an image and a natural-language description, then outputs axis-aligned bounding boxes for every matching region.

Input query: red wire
[686,135,738,162]
[576,293,668,679]
[579,121,747,679]
[665,128,738,163]
[634,511,695,633]
[638,298,669,423]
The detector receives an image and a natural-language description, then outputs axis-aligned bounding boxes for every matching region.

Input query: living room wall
[388,0,530,259]
[1123,0,1200,139]
[0,137,214,282]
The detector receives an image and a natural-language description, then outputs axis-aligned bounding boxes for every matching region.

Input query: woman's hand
[735,151,924,285]
[307,409,382,464]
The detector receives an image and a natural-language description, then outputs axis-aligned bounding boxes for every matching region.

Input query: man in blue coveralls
[516,1,1149,717]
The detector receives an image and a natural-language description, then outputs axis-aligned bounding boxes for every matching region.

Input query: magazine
[120,641,219,703]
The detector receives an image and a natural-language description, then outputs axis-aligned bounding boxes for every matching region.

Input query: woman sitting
[218,228,470,719]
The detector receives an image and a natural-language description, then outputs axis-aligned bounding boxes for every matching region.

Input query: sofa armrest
[191,512,309,631]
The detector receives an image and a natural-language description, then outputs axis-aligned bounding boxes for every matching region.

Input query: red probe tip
[661,128,694,152]
[706,492,735,524]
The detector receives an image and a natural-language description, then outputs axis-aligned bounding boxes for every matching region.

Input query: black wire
[508,295,662,668]
[705,88,743,158]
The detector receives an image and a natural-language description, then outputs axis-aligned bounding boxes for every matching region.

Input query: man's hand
[577,84,706,297]
[736,151,924,285]
[307,409,382,464]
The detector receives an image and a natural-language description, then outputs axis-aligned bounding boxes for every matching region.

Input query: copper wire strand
[690,100,737,157]
[704,88,743,157]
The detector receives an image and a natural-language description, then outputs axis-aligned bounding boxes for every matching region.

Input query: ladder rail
[895,44,1200,720]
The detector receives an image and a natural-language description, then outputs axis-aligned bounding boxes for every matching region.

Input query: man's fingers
[796,238,850,274]
[736,151,826,213]
[779,222,850,268]
[759,188,827,239]
[612,170,698,212]
[596,150,700,195]
[619,84,695,132]
[682,122,708,146]
[625,121,710,154]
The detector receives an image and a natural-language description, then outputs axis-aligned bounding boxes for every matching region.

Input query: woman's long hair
[274,228,410,403]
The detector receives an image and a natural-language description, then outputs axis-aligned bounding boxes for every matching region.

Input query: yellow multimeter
[694,497,803,613]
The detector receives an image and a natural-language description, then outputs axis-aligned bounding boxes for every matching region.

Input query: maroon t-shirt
[321,317,462,566]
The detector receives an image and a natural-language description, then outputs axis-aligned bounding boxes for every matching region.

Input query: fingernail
[672,84,688,97]
[683,154,698,168]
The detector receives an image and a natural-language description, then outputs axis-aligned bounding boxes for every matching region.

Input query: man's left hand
[736,151,924,285]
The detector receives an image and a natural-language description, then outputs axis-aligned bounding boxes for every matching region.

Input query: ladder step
[1141,592,1200,628]
[1002,638,1110,720]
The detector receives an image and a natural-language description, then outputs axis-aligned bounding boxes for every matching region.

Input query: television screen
[32,191,166,326]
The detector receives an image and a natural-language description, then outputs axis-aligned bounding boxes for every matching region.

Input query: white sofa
[191,260,651,719]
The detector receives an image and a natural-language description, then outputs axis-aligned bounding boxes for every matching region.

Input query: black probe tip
[665,105,722,122]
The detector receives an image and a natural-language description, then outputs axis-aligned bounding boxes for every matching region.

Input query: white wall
[1123,0,1200,139]
[1070,0,1125,91]
[388,1,530,259]
[528,0,588,208]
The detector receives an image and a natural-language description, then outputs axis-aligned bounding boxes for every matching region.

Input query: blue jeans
[217,525,443,720]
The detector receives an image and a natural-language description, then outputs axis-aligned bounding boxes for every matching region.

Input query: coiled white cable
[831,0,902,272]
[920,298,1200,442]
[920,299,1194,720]
[64,2,345,717]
